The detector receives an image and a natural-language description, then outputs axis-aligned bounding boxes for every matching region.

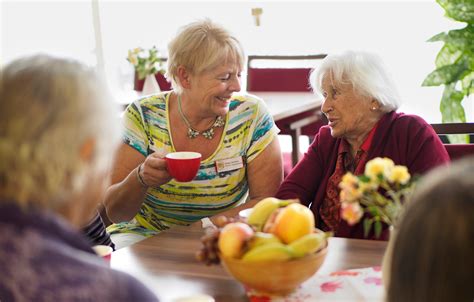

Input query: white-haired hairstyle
[0,55,122,209]
[309,50,400,112]
[165,18,245,94]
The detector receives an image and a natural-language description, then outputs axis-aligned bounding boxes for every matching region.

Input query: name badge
[215,156,244,173]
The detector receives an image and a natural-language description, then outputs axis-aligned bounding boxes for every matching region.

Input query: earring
[371,107,377,110]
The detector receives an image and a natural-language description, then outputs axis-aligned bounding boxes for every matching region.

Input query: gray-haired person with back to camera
[0,55,158,301]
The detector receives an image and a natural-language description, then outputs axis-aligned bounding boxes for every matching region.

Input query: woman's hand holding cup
[139,152,173,187]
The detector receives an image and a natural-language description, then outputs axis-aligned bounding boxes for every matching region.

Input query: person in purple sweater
[276,51,449,240]
[0,55,158,301]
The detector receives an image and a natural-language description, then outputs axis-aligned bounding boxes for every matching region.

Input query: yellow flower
[341,202,364,225]
[127,50,138,66]
[338,157,415,237]
[340,187,362,202]
[340,172,358,187]
[365,157,394,180]
[388,165,410,184]
[339,172,363,202]
[358,180,377,193]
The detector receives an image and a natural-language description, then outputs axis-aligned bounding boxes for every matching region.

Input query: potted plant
[127,46,166,94]
[422,0,474,143]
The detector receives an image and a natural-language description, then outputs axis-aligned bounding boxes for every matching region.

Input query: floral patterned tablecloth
[247,267,384,302]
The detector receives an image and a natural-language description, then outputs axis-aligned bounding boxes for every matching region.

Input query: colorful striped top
[108,91,279,236]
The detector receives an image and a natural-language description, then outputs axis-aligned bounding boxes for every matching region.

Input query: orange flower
[341,202,363,225]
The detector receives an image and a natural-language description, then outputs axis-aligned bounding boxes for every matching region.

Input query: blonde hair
[310,50,400,112]
[165,19,245,93]
[0,55,121,209]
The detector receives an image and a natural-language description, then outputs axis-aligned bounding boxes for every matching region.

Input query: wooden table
[253,92,323,166]
[111,224,387,302]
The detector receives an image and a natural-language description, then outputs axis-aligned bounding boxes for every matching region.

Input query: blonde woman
[105,19,283,248]
[0,55,157,301]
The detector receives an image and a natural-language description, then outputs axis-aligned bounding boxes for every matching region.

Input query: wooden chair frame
[430,123,474,161]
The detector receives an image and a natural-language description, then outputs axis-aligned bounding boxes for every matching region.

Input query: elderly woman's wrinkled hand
[140,152,172,187]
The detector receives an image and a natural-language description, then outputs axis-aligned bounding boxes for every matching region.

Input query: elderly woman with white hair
[276,50,449,240]
[105,19,282,248]
[0,55,157,300]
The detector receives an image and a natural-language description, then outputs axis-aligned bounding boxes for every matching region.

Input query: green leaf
[367,206,379,217]
[440,83,466,123]
[447,133,470,143]
[422,59,470,86]
[428,26,474,53]
[461,71,474,95]
[444,26,474,53]
[363,219,373,238]
[440,84,469,144]
[374,221,382,239]
[437,0,474,23]
[427,32,447,42]
[435,44,464,68]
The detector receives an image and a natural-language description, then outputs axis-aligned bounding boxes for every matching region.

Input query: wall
[2,0,473,122]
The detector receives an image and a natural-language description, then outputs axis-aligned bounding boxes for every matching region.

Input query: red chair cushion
[247,68,312,92]
[444,144,474,160]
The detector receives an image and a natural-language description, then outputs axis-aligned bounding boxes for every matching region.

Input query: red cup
[92,245,113,262]
[165,151,202,182]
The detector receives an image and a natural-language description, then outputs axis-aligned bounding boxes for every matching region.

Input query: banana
[241,242,293,262]
[288,232,326,258]
[247,232,282,250]
[247,197,297,231]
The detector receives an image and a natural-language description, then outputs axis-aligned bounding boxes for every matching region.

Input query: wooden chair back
[430,123,474,160]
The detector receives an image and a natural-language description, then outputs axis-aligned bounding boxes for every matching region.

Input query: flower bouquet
[339,157,416,238]
[127,46,165,80]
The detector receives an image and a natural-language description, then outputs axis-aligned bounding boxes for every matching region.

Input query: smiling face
[320,73,379,142]
[188,61,242,117]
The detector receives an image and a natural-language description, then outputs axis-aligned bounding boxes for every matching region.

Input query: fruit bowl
[219,243,328,295]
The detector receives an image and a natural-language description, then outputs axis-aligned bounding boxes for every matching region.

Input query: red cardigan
[276,111,450,240]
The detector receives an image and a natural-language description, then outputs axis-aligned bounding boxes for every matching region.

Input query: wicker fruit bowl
[219,243,328,295]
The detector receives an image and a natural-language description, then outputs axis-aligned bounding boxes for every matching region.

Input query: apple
[266,203,315,244]
[218,222,254,258]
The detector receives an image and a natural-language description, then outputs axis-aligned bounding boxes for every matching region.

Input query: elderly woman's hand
[139,152,173,187]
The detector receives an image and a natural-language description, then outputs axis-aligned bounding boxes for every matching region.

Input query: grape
[214,215,229,228]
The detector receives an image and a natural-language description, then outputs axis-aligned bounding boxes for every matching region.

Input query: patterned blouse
[108,92,278,236]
